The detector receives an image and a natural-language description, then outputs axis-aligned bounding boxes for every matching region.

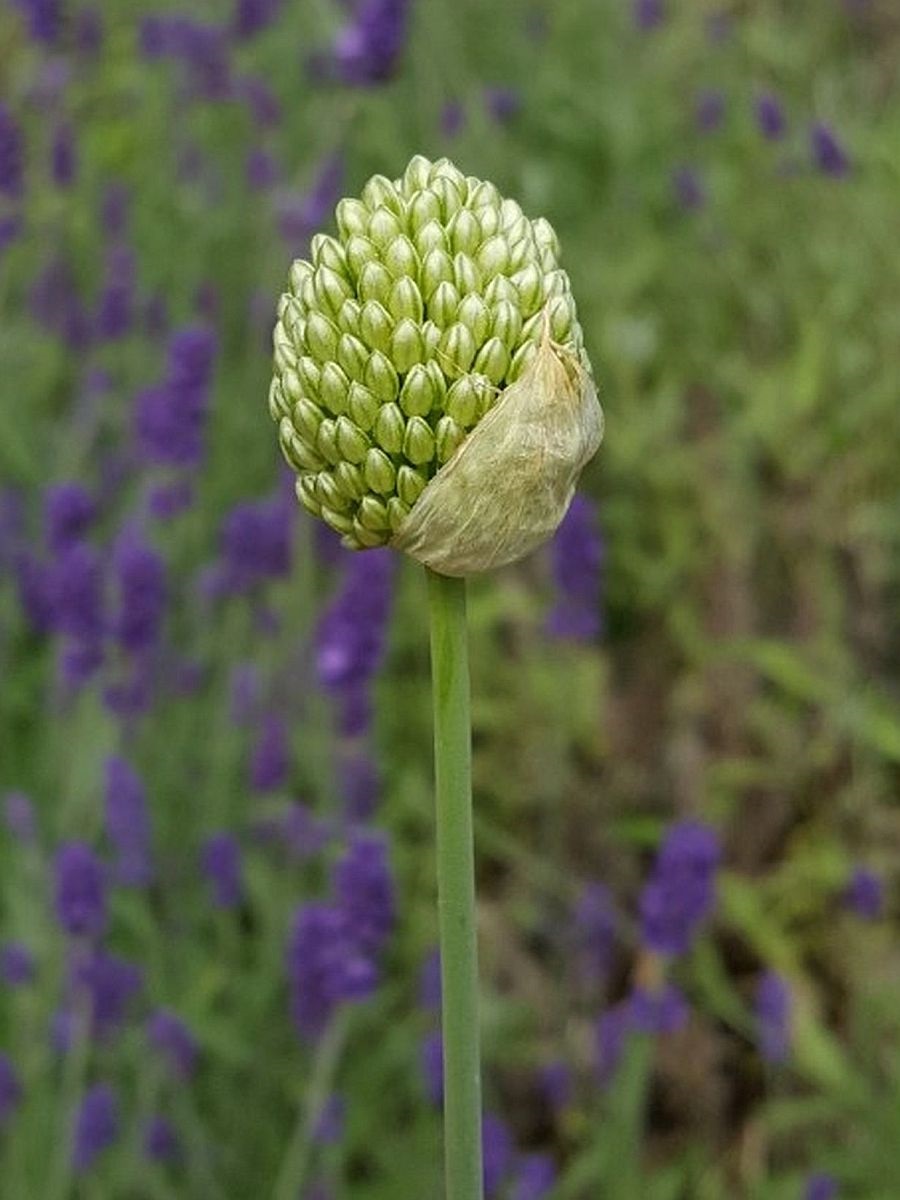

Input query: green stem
[427,568,483,1200]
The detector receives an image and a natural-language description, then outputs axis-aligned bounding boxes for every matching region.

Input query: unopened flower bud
[268,156,603,573]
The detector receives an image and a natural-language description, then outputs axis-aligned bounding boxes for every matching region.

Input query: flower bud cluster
[270,155,587,548]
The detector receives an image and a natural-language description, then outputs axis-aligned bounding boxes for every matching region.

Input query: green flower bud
[364,447,396,494]
[428,280,460,328]
[388,277,424,325]
[373,402,406,454]
[336,415,370,464]
[403,416,436,465]
[348,382,380,431]
[335,197,369,240]
[390,318,425,374]
[319,362,350,416]
[292,396,324,442]
[456,293,491,345]
[269,156,601,559]
[397,464,427,507]
[334,460,366,501]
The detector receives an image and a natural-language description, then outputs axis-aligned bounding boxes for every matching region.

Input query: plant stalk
[427,568,483,1200]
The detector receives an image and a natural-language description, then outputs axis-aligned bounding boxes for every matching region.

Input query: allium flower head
[270,155,601,575]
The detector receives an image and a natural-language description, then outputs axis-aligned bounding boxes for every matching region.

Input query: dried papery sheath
[393,319,602,575]
[269,154,603,575]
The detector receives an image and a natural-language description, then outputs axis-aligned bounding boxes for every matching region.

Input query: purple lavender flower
[811,122,850,178]
[634,0,664,30]
[629,982,688,1034]
[537,1061,572,1111]
[101,183,129,239]
[441,100,465,138]
[70,949,143,1040]
[805,1174,838,1200]
[418,948,442,1012]
[315,548,394,735]
[340,751,380,821]
[573,882,615,983]
[695,89,725,134]
[147,479,194,521]
[280,802,329,862]
[75,7,104,56]
[72,1084,119,1174]
[287,902,378,1039]
[277,152,345,250]
[333,832,394,958]
[44,484,96,555]
[595,1003,629,1084]
[420,1031,443,1105]
[147,1009,199,1080]
[484,87,522,124]
[110,528,167,655]
[45,541,105,643]
[843,866,883,919]
[546,494,604,641]
[233,0,283,39]
[4,791,36,843]
[50,122,77,189]
[756,970,791,1064]
[639,821,720,957]
[0,942,35,987]
[135,326,217,467]
[672,165,706,211]
[246,148,279,191]
[250,714,290,792]
[12,0,61,44]
[235,76,282,127]
[0,1054,22,1130]
[0,104,25,202]
[143,1114,181,1162]
[218,493,292,593]
[511,1155,557,1200]
[313,1094,345,1144]
[54,843,107,938]
[755,92,786,141]
[332,0,410,85]
[201,832,244,909]
[104,756,154,887]
[482,1114,515,1198]
[96,246,136,340]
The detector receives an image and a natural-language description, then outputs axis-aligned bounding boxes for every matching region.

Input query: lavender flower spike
[639,820,721,957]
[72,1084,119,1174]
[54,843,108,938]
[756,970,791,1064]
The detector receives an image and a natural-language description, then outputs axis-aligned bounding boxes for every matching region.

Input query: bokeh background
[2,1,899,1197]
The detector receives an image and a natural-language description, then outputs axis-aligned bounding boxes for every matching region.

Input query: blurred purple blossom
[811,122,850,178]
[332,0,410,85]
[69,948,144,1040]
[135,325,217,467]
[201,832,244,909]
[72,1084,119,1174]
[235,76,283,127]
[639,821,720,957]
[629,982,688,1034]
[233,0,283,39]
[441,100,465,138]
[0,105,25,201]
[143,1114,181,1162]
[54,842,107,938]
[101,183,130,239]
[756,970,791,1064]
[634,0,664,30]
[484,87,522,124]
[247,148,279,191]
[104,756,154,887]
[420,1030,443,1104]
[277,153,345,250]
[44,483,96,555]
[313,1094,345,1144]
[537,1061,573,1111]
[596,1003,630,1084]
[287,902,378,1039]
[805,1174,839,1200]
[695,89,725,134]
[843,866,883,919]
[340,750,381,821]
[147,1009,199,1080]
[755,93,786,141]
[75,7,104,56]
[546,494,604,641]
[333,832,394,958]
[250,714,290,792]
[50,121,77,188]
[573,882,615,983]
[0,1054,22,1130]
[147,479,194,521]
[672,165,706,211]
[482,1113,515,1198]
[96,246,136,340]
[0,942,35,987]
[418,948,442,1012]
[511,1155,557,1200]
[111,528,167,655]
[4,792,37,843]
[12,0,61,45]
[217,492,292,594]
